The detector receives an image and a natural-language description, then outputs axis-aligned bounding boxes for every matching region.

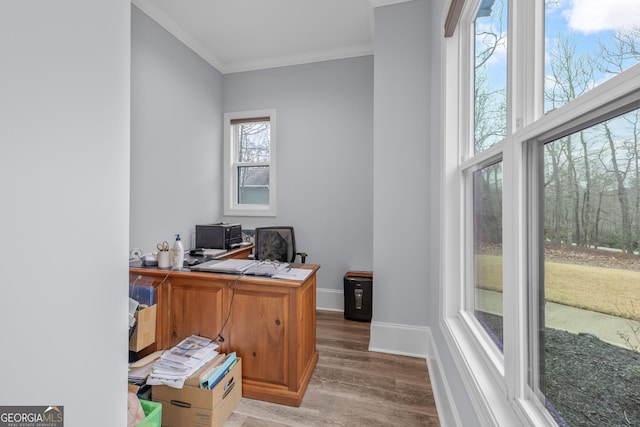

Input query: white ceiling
[132,0,392,74]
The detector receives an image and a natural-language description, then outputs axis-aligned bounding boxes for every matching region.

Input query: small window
[223,110,276,216]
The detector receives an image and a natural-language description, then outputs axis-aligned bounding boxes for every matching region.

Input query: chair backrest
[254,226,296,263]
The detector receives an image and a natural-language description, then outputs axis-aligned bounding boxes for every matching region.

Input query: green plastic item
[137,400,162,427]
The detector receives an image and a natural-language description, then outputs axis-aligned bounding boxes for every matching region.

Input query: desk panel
[129,264,319,406]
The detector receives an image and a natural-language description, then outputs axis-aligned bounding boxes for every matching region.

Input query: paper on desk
[272,268,312,281]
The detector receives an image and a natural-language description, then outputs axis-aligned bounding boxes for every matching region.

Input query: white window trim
[223,109,277,217]
[441,0,640,426]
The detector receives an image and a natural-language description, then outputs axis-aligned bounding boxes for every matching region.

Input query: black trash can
[343,271,373,322]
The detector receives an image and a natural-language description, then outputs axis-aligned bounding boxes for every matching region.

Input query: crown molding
[132,0,225,71]
[133,0,375,74]
[222,44,374,74]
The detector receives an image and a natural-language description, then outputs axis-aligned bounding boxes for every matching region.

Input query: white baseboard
[316,287,343,312]
[368,319,429,357]
[426,329,461,427]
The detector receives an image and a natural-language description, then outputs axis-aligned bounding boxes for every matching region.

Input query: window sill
[440,314,539,426]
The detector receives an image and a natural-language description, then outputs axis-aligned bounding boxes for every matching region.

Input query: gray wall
[0,1,130,424]
[373,1,479,424]
[0,1,479,424]
[373,0,431,327]
[130,8,374,298]
[130,5,224,253]
[132,1,479,424]
[222,58,374,293]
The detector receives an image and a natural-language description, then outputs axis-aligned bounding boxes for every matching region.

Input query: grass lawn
[475,255,640,321]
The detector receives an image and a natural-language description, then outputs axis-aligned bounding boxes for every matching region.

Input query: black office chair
[254,226,307,263]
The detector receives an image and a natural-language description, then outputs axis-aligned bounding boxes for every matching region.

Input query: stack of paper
[128,360,155,384]
[272,268,313,280]
[146,335,219,389]
[128,351,163,384]
[191,259,257,273]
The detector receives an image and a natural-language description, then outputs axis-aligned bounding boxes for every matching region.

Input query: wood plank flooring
[225,310,441,426]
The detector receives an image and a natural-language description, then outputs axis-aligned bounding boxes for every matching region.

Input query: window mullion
[510,0,545,134]
[501,137,529,405]
[503,0,541,410]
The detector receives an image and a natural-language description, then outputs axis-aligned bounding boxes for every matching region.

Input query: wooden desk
[129,263,319,407]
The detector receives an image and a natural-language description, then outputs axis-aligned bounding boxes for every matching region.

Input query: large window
[223,110,276,216]
[534,110,640,426]
[443,0,640,425]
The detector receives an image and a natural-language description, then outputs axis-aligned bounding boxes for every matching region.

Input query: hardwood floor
[225,310,441,426]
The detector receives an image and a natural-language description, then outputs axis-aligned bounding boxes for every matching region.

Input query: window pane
[235,121,270,163]
[473,161,503,351]
[545,3,640,112]
[237,166,269,205]
[474,0,508,153]
[539,109,640,425]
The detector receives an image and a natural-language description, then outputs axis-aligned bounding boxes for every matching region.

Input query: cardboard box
[129,304,157,352]
[152,358,242,427]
